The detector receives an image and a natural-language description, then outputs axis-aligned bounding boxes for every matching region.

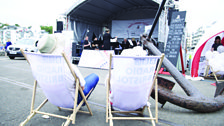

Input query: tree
[0,23,9,29]
[15,24,20,27]
[40,25,53,34]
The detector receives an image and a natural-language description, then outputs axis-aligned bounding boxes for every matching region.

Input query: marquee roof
[66,0,160,24]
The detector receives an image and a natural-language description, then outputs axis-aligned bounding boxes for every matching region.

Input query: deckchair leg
[20,99,48,126]
[147,106,155,126]
[109,112,113,126]
[106,96,108,122]
[71,83,93,124]
[58,107,62,111]
[71,81,79,124]
[108,98,113,126]
[155,79,158,123]
[109,119,113,126]
[85,100,93,116]
[30,80,37,114]
[78,86,93,116]
[20,112,36,126]
[106,79,110,123]
[71,112,77,124]
[63,116,72,126]
[20,80,38,126]
[141,106,146,114]
[82,88,94,116]
[211,67,219,82]
[63,121,71,126]
[71,80,91,124]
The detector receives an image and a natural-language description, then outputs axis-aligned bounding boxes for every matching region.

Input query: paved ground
[0,56,224,126]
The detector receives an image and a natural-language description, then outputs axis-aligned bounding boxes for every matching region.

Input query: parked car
[6,38,38,59]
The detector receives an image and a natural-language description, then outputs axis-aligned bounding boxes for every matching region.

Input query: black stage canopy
[66,0,159,25]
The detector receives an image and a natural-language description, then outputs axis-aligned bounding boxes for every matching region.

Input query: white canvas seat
[204,51,224,82]
[20,50,93,126]
[106,53,164,126]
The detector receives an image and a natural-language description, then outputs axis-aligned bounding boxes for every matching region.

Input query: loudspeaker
[57,21,63,32]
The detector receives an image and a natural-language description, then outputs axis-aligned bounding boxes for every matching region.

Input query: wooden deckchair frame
[106,53,165,126]
[205,64,224,82]
[20,49,93,126]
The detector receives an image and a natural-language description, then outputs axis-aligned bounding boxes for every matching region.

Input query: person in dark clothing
[91,37,99,50]
[5,39,12,50]
[83,36,91,49]
[211,36,222,51]
[121,38,130,49]
[102,29,115,50]
[131,38,137,47]
[137,40,142,46]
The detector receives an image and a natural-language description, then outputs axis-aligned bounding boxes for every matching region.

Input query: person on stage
[121,38,131,49]
[131,38,137,47]
[92,37,99,50]
[102,29,116,50]
[83,36,91,49]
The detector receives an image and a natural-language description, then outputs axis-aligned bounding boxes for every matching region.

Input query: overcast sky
[178,0,223,32]
[0,0,76,27]
[0,0,223,33]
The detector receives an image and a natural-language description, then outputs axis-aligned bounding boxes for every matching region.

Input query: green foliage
[0,22,53,34]
[40,25,53,34]
[0,23,9,28]
[15,24,20,27]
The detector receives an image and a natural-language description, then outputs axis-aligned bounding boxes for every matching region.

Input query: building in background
[0,25,48,45]
[186,34,191,47]
[186,33,192,50]
[191,26,205,48]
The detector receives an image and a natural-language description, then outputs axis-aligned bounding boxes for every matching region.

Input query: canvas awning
[66,0,160,25]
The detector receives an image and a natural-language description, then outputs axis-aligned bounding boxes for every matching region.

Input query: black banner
[165,11,186,67]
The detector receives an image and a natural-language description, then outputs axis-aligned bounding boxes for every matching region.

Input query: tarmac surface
[0,56,224,126]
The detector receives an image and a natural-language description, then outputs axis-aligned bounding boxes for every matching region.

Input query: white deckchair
[106,53,164,126]
[205,62,224,82]
[207,66,224,82]
[20,50,93,126]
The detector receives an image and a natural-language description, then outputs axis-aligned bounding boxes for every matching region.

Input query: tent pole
[148,0,167,39]
[179,45,185,75]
